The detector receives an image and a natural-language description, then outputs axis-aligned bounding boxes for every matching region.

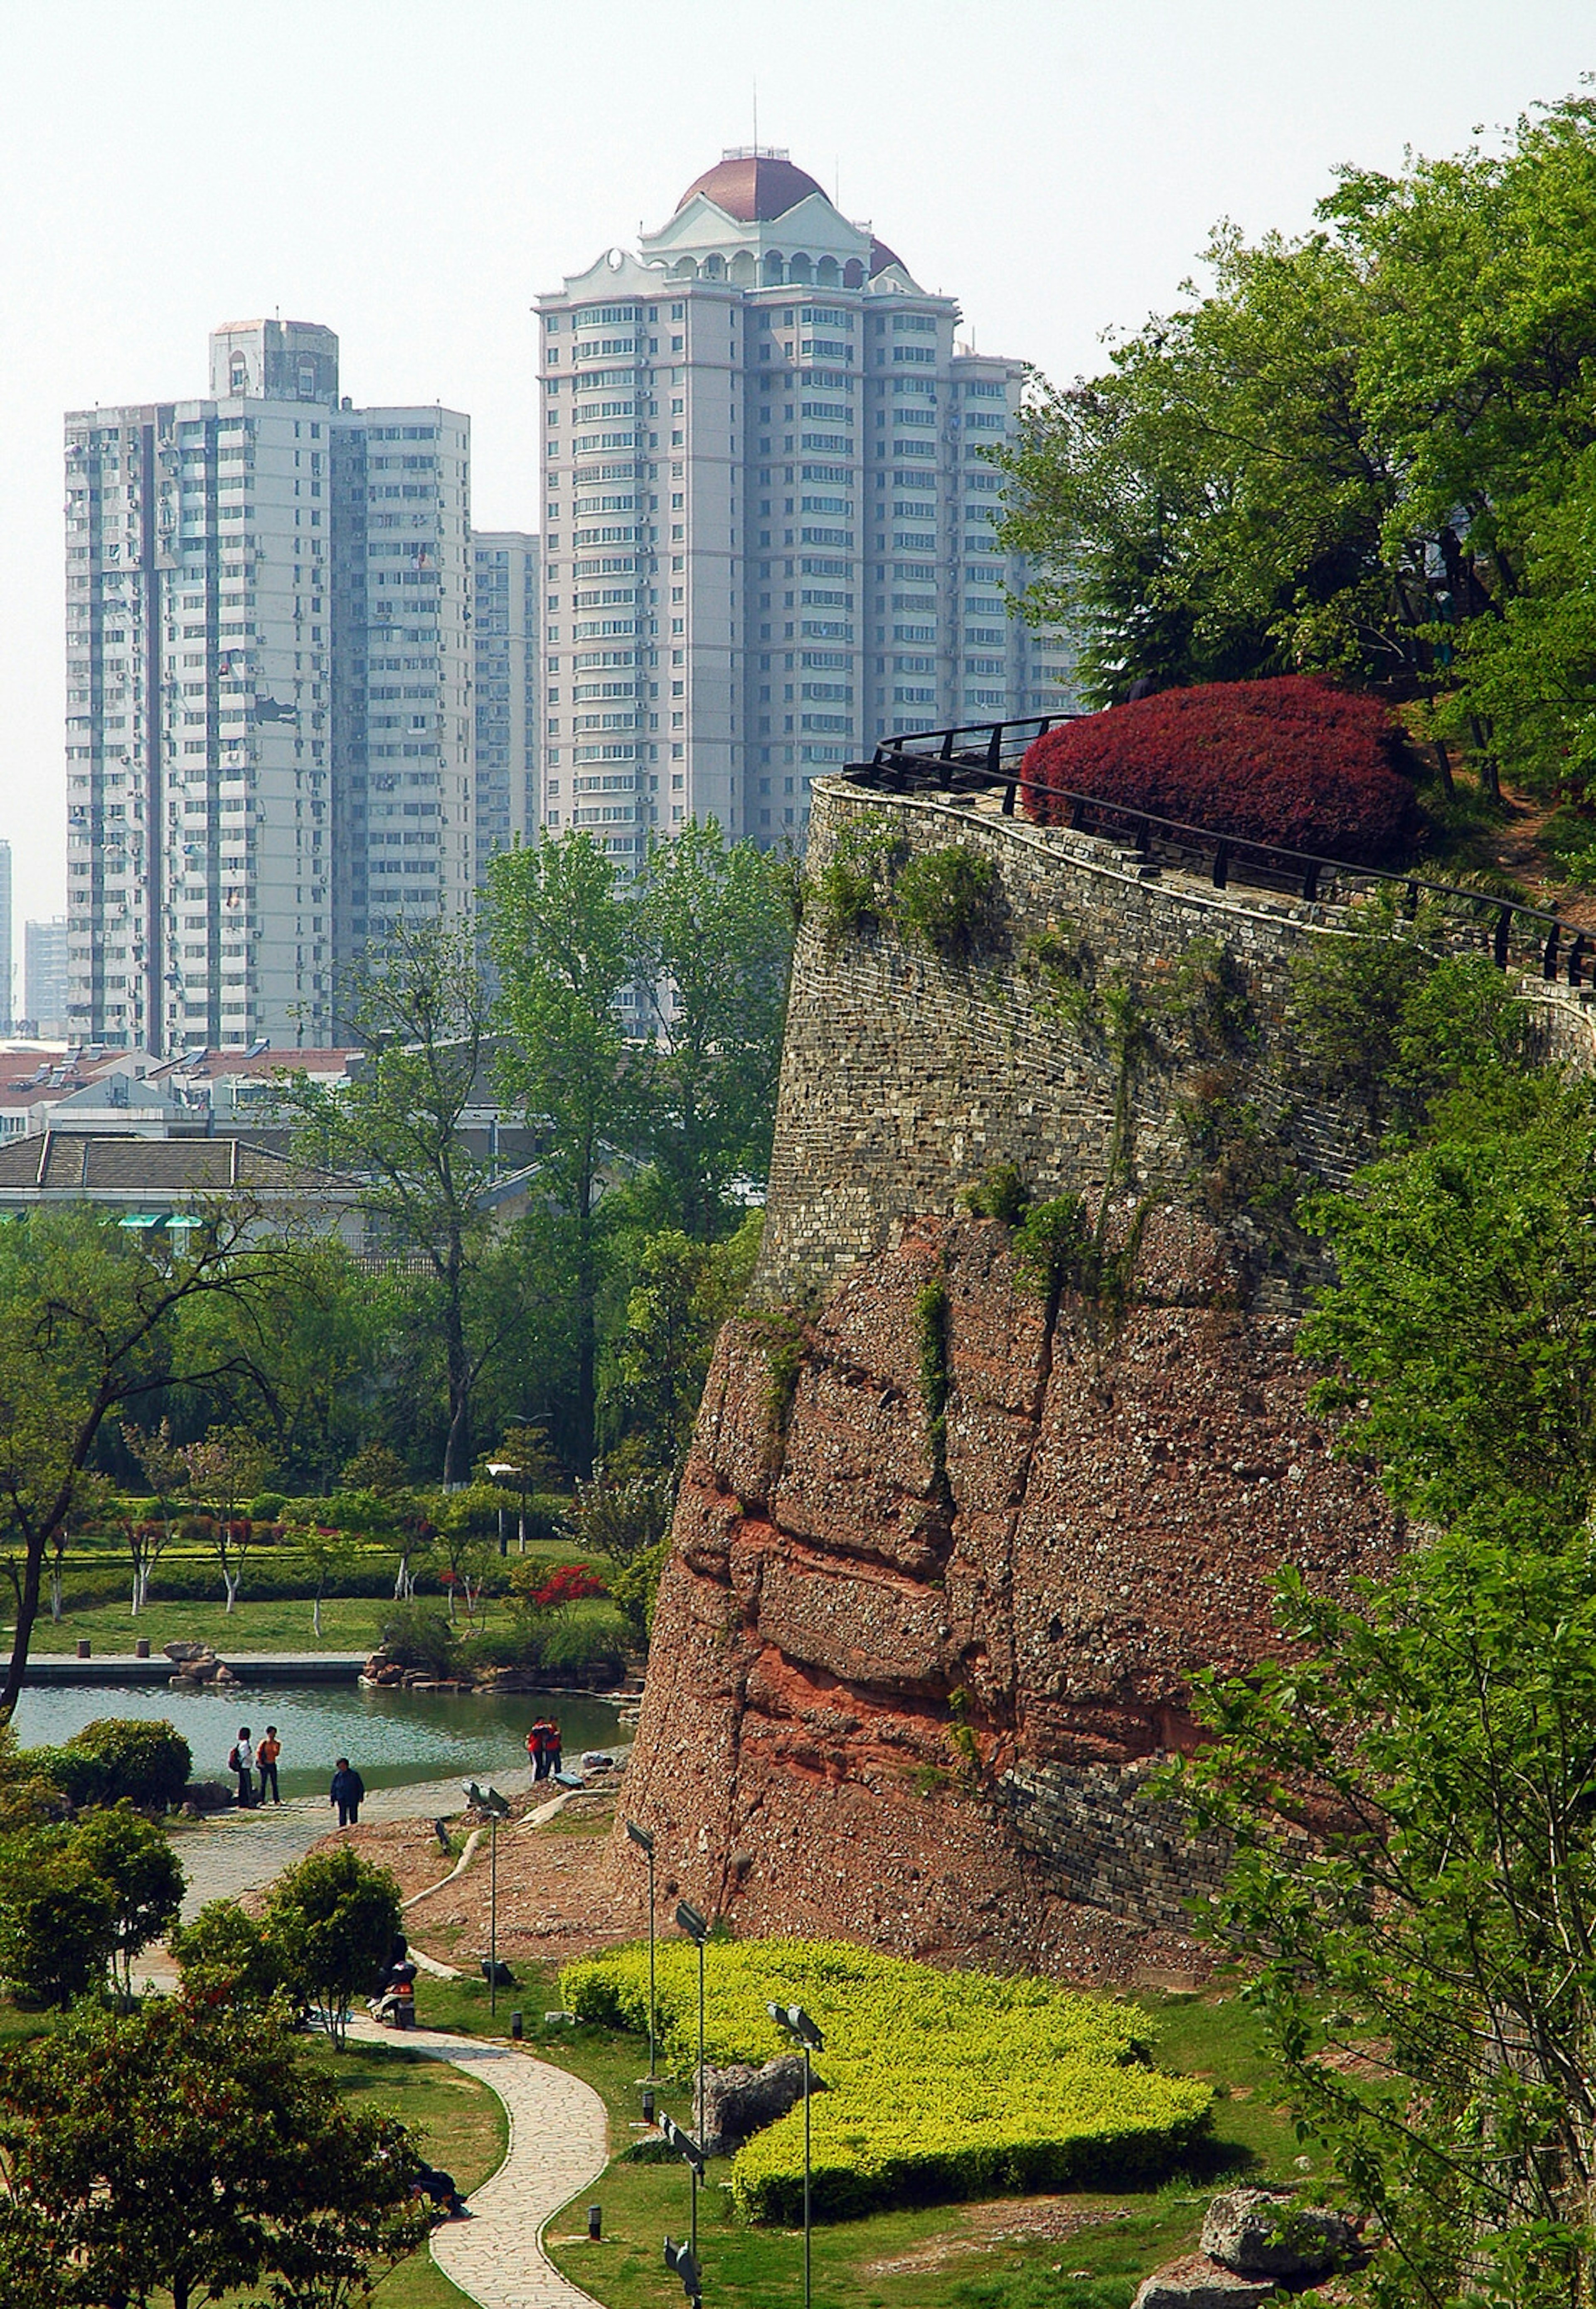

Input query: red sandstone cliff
[617,1202,1400,1982]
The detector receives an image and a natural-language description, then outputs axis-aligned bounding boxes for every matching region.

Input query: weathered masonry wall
[618,777,1596,1983]
[759,776,1596,1307]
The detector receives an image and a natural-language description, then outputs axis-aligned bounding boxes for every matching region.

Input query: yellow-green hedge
[561,1938,1212,2222]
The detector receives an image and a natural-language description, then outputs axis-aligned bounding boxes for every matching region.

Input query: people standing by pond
[257,1725,282,1806]
[330,1756,365,1827]
[546,1717,562,1778]
[525,1720,548,1780]
[229,1727,255,1809]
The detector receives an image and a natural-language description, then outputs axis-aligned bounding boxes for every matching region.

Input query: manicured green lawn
[25,1593,403,1654]
[397,1962,1312,2309]
[330,2039,506,2309]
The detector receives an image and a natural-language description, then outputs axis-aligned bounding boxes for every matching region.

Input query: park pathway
[347,2017,610,2309]
[164,1764,545,1922]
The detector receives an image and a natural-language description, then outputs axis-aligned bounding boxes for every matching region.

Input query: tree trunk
[0,1515,52,1722]
[1432,740,1456,798]
[223,1569,239,1614]
[441,1251,471,1490]
[49,1568,64,1623]
[312,1592,323,1638]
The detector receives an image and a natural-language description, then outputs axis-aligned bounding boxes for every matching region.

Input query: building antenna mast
[752,80,758,150]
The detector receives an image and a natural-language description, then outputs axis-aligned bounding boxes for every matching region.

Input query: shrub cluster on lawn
[1022,676,1421,866]
[31,1719,191,1814]
[561,1938,1212,2222]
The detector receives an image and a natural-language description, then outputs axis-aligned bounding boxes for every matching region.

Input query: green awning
[165,1212,204,1229]
[118,1213,164,1230]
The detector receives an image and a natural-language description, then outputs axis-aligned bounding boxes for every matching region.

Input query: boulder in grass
[700,2053,814,2157]
[1202,2188,1355,2279]
[181,1780,235,1816]
[1130,2253,1277,2309]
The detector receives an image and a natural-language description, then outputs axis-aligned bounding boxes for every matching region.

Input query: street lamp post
[675,1901,709,2146]
[485,1462,520,1558]
[768,2001,825,2309]
[659,2109,705,2272]
[624,1819,658,2077]
[465,1783,511,2016]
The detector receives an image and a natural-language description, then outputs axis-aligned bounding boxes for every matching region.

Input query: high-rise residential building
[535,149,1076,856]
[24,917,68,1040]
[64,320,472,1053]
[472,532,540,873]
[0,842,11,1033]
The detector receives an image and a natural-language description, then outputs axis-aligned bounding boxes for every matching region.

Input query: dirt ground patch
[331,1786,631,1968]
[862,2199,1135,2275]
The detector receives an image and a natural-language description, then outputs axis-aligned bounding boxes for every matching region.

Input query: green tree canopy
[0,1988,427,2309]
[630,821,795,1239]
[264,1842,403,2050]
[998,93,1596,802]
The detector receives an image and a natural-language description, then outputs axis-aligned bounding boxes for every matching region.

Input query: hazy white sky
[0,0,1589,963]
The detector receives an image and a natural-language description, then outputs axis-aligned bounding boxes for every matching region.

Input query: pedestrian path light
[660,2110,706,2271]
[664,2234,702,2304]
[625,1819,657,2076]
[465,1782,512,2015]
[769,2003,825,2309]
[675,1900,710,2145]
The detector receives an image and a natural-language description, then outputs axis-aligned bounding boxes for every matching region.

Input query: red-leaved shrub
[1021,678,1419,866]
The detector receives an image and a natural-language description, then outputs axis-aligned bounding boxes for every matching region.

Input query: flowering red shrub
[1021,678,1419,866]
[527,1564,608,1611]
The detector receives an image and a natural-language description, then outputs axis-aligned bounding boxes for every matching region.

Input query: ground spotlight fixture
[625,1819,655,1855]
[675,1900,709,1944]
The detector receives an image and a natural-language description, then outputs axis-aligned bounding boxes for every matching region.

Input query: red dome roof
[869,236,905,277]
[677,153,828,223]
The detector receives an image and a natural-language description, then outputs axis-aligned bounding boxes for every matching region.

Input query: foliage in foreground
[0,1987,428,2309]
[1181,1518,1596,2307]
[562,1939,1211,2223]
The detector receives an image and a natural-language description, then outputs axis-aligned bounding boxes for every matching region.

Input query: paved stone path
[346,2017,610,2309]
[165,1765,547,1922]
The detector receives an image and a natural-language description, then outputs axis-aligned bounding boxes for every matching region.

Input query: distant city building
[64,321,473,1054]
[472,532,540,873]
[0,842,11,1033]
[536,149,1076,856]
[23,916,68,1039]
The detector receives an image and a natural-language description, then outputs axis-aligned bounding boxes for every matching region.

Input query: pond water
[10,1681,624,1801]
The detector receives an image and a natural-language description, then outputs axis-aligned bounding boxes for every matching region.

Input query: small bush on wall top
[893,845,997,956]
[1021,676,1421,866]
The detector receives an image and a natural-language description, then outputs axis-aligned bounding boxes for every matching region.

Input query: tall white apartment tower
[471,532,540,872]
[64,322,472,1053]
[536,151,1075,854]
[0,842,11,1033]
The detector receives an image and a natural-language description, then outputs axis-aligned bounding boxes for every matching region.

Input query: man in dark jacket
[330,1757,365,1827]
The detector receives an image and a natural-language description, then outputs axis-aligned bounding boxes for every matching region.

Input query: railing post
[1135,816,1150,858]
[1493,907,1512,970]
[939,729,955,762]
[1405,881,1419,919]
[1212,842,1229,891]
[1002,777,1017,816]
[986,724,1003,777]
[1069,796,1087,833]
[1543,924,1561,982]
[1301,861,1320,903]
[1570,934,1588,991]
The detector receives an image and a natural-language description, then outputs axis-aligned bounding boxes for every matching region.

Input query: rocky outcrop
[618,1201,1399,1979]
[699,2053,813,2156]
[1201,2187,1355,2279]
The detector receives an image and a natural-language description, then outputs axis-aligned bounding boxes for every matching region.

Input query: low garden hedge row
[561,1938,1212,2222]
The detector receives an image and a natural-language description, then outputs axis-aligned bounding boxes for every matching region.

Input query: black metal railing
[842,717,1592,991]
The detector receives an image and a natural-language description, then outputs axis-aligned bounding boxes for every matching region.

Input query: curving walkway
[347,2016,610,2309]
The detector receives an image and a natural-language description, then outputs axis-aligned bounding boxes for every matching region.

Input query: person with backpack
[229,1727,255,1809]
[330,1757,365,1827]
[256,1725,282,1805]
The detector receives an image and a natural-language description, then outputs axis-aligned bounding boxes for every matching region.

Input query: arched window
[229,353,247,392]
[703,252,724,279]
[843,259,864,290]
[763,251,785,284]
[816,256,839,286]
[788,252,812,284]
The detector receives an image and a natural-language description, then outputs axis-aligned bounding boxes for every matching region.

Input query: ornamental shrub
[35,1719,192,1813]
[1022,677,1420,866]
[561,1938,1211,2221]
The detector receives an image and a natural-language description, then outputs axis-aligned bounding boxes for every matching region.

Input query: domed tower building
[535,150,1074,875]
